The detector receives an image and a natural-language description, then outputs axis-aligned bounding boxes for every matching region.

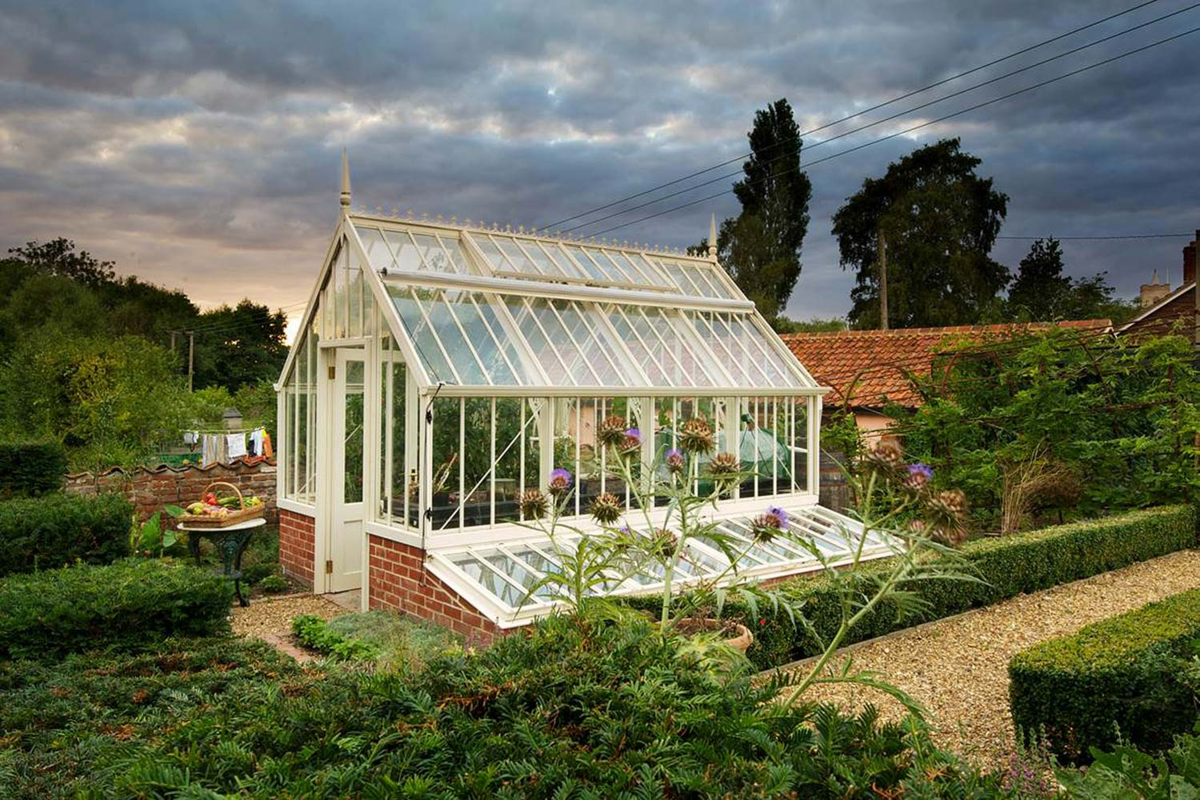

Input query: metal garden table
[179,517,266,607]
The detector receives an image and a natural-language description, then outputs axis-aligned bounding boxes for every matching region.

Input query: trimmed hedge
[0,440,66,499]
[0,560,233,659]
[0,492,133,577]
[1009,588,1200,761]
[660,505,1198,669]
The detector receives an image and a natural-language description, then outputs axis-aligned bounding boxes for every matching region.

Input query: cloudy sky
[1,0,1196,332]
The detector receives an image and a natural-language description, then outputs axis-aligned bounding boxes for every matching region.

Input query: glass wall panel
[430,396,461,530]
[283,329,318,504]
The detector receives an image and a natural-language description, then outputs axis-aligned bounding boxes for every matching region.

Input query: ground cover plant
[0,615,1016,799]
[1009,586,1200,761]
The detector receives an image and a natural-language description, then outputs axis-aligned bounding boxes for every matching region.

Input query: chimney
[1140,269,1170,309]
[1184,230,1198,287]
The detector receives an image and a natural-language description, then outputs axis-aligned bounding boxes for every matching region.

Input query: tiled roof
[782,320,1113,409]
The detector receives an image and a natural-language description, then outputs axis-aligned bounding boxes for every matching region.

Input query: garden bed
[783,548,1200,767]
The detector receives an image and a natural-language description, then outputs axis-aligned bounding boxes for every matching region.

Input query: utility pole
[877,228,889,331]
[170,330,177,353]
[187,331,195,392]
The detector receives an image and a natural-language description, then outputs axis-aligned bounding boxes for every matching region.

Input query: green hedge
[0,560,233,659]
[292,614,380,661]
[658,505,1197,670]
[0,492,133,577]
[1009,588,1200,761]
[0,440,66,499]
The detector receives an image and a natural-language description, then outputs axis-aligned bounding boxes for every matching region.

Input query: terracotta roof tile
[782,320,1112,409]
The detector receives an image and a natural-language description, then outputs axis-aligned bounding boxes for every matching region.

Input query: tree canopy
[832,138,1009,328]
[1007,237,1137,324]
[696,99,812,320]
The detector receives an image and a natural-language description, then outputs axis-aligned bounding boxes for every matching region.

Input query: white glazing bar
[459,398,465,532]
[489,399,497,527]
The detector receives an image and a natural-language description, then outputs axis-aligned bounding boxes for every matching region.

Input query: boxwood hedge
[0,492,133,577]
[0,559,233,659]
[1009,587,1200,761]
[0,440,66,499]
[651,505,1197,670]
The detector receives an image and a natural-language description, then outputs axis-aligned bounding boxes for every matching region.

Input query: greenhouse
[274,156,891,634]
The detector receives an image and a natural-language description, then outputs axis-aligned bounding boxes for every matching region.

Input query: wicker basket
[177,481,265,529]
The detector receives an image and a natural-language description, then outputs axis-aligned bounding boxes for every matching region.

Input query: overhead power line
[996,233,1194,240]
[563,2,1199,236]
[534,0,1163,233]
[584,24,1200,239]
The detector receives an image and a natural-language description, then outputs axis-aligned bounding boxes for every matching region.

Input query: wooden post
[878,228,889,331]
[187,331,195,392]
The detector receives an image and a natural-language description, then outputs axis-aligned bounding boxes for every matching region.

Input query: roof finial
[1152,268,1160,284]
[707,213,718,261]
[339,148,351,208]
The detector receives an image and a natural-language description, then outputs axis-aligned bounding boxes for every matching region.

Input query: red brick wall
[368,534,500,645]
[279,508,316,588]
[65,459,278,523]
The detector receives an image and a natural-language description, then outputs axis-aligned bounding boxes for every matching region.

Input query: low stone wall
[65,458,278,523]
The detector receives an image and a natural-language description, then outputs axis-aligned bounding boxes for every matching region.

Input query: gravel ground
[778,549,1200,768]
[231,593,347,642]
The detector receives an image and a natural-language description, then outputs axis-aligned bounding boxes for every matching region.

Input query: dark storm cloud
[0,0,1196,320]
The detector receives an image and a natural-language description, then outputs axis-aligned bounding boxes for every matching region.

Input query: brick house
[1118,230,1200,343]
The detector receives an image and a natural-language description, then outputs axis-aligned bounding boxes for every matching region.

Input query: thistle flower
[651,529,679,559]
[618,427,643,456]
[665,448,684,475]
[519,488,548,520]
[923,489,968,546]
[597,415,628,449]
[904,462,934,491]
[707,452,739,476]
[678,416,715,455]
[548,468,573,496]
[589,492,622,525]
[751,506,788,543]
[859,441,904,476]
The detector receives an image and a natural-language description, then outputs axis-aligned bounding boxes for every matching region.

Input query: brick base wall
[279,508,316,588]
[368,535,500,646]
[65,459,278,523]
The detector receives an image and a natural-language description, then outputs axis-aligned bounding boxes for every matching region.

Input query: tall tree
[7,238,116,288]
[700,99,812,319]
[832,138,1009,328]
[193,300,288,392]
[1008,238,1071,320]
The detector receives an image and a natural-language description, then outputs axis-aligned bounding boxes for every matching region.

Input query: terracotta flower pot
[675,617,754,654]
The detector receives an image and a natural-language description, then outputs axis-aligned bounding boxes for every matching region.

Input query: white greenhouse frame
[275,160,887,627]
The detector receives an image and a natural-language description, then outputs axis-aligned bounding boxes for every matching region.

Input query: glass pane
[384,230,422,272]
[347,262,362,338]
[431,396,461,530]
[536,242,586,279]
[357,226,393,271]
[444,291,519,385]
[343,359,365,504]
[495,237,541,275]
[437,234,470,274]
[471,234,507,272]
[388,286,458,384]
[558,244,608,282]
[413,232,457,273]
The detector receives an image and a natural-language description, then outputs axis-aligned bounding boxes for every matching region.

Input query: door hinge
[328,364,336,380]
[325,559,333,575]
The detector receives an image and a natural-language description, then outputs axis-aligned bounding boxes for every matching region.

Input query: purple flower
[908,463,933,480]
[766,506,788,528]
[665,448,684,474]
[548,468,573,496]
[618,427,642,455]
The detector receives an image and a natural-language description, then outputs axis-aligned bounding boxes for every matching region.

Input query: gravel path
[231,594,347,642]
[779,549,1200,767]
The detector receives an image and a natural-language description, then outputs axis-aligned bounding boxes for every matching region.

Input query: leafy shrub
[1009,588,1200,761]
[291,614,379,661]
[1056,722,1200,797]
[0,560,232,659]
[0,440,66,498]
[646,505,1197,669]
[0,492,132,577]
[257,573,290,594]
[36,615,1008,798]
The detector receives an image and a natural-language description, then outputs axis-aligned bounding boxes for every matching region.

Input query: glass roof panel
[427,505,894,619]
[383,230,423,272]
[495,237,543,276]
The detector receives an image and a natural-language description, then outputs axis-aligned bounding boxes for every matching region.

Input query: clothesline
[192,427,274,467]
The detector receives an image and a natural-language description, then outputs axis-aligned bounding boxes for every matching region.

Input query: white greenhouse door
[328,348,365,592]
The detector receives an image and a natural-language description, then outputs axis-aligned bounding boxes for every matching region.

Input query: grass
[322,610,461,670]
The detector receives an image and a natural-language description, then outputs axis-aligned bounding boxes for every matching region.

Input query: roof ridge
[782,319,1113,340]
